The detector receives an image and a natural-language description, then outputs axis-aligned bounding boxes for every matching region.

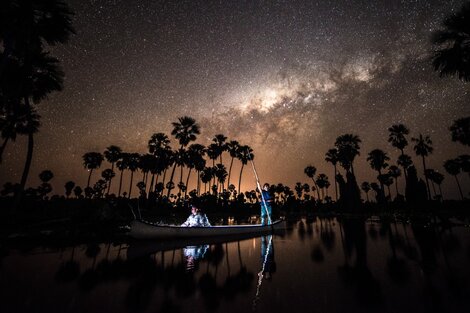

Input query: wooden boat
[128,219,287,240]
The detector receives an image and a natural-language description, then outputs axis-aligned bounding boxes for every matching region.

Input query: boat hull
[129,219,286,240]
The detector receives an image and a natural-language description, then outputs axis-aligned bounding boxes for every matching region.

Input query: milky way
[1,0,469,198]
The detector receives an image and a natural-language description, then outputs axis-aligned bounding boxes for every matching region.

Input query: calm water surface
[2,216,470,313]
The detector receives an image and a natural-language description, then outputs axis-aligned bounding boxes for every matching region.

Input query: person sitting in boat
[181,204,211,227]
[260,183,273,225]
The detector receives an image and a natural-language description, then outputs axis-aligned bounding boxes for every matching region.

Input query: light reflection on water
[1,216,470,313]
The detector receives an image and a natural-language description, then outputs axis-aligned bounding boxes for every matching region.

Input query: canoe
[128,219,286,240]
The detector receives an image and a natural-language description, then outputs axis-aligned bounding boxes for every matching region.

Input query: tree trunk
[422,156,432,200]
[238,164,244,195]
[394,176,399,198]
[118,169,124,196]
[227,157,234,187]
[185,168,192,199]
[167,163,177,198]
[454,175,464,200]
[311,178,321,200]
[128,171,134,199]
[333,164,338,201]
[15,131,34,211]
[107,162,115,195]
[0,137,9,163]
[87,169,93,188]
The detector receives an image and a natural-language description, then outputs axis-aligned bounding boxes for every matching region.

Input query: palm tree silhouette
[367,149,390,194]
[325,148,339,201]
[388,165,401,198]
[116,152,129,197]
[103,145,121,195]
[444,158,464,200]
[185,143,205,198]
[388,124,410,180]
[458,154,470,179]
[101,169,115,193]
[82,152,104,188]
[316,173,329,201]
[335,134,361,175]
[304,165,321,200]
[226,140,240,188]
[412,134,433,200]
[214,163,228,193]
[200,167,213,194]
[237,145,253,194]
[126,153,141,198]
[431,170,445,200]
[397,154,413,176]
[0,104,39,163]
[449,117,470,146]
[64,181,75,198]
[361,182,371,202]
[0,0,74,71]
[212,134,227,164]
[431,3,470,81]
[10,53,63,205]
[168,116,200,198]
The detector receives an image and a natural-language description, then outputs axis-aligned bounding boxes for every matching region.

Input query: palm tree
[397,154,413,176]
[388,165,401,198]
[444,158,464,200]
[212,134,227,164]
[0,0,75,74]
[214,163,228,193]
[116,153,129,197]
[334,134,361,175]
[103,145,121,195]
[200,167,213,194]
[304,165,321,200]
[184,143,205,198]
[64,181,75,198]
[237,145,253,194]
[388,124,410,179]
[127,153,141,198]
[431,171,445,200]
[367,149,390,193]
[83,152,104,188]
[167,116,200,198]
[458,154,470,179]
[294,182,303,200]
[325,148,339,201]
[412,134,433,200]
[0,104,38,163]
[424,169,439,199]
[148,132,171,154]
[449,117,470,146]
[361,182,371,202]
[226,140,240,187]
[431,2,470,81]
[316,174,329,201]
[101,169,115,193]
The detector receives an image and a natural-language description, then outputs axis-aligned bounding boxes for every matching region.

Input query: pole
[248,152,271,225]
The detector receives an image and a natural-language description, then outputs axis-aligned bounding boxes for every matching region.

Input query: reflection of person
[184,244,209,272]
[260,183,273,225]
[261,235,276,279]
[181,204,211,227]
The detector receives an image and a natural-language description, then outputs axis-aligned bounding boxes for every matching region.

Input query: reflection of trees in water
[383,219,410,285]
[55,246,80,283]
[297,219,306,241]
[51,240,255,312]
[337,217,382,308]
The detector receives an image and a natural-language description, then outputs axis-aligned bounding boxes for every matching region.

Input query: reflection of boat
[129,219,287,240]
[126,224,286,259]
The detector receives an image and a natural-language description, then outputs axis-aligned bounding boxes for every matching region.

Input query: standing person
[181,204,211,227]
[260,183,273,225]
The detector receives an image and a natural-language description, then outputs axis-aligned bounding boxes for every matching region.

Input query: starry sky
[1,0,469,198]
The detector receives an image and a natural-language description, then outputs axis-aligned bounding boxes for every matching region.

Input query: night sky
[1,0,469,198]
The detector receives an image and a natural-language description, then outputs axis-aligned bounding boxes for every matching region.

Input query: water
[2,216,470,313]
